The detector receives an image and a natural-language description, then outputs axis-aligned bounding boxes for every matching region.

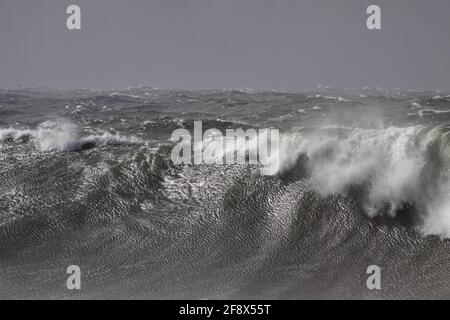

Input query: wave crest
[0,120,142,152]
[277,125,450,237]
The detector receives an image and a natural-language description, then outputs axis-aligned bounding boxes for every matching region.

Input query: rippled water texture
[0,87,449,299]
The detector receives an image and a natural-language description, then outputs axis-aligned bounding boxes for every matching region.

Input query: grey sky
[1,0,450,90]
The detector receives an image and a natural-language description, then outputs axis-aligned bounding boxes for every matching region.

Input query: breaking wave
[275,125,450,237]
[165,121,450,237]
[0,120,142,152]
[2,119,450,238]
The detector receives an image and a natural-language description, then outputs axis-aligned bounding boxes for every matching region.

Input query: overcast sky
[1,0,450,90]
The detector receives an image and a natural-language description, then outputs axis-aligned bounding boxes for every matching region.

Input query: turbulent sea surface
[1,86,450,299]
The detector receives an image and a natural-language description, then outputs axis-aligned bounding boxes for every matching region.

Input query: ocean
[0,86,449,299]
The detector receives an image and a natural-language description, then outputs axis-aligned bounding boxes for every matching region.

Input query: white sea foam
[0,120,142,152]
[314,94,351,102]
[418,109,450,117]
[273,126,450,237]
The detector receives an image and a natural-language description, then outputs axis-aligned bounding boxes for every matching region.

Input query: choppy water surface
[1,87,450,299]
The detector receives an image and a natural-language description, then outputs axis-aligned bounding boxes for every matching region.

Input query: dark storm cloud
[1,0,449,90]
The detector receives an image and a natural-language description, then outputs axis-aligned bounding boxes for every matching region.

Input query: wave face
[276,125,450,237]
[1,87,450,299]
